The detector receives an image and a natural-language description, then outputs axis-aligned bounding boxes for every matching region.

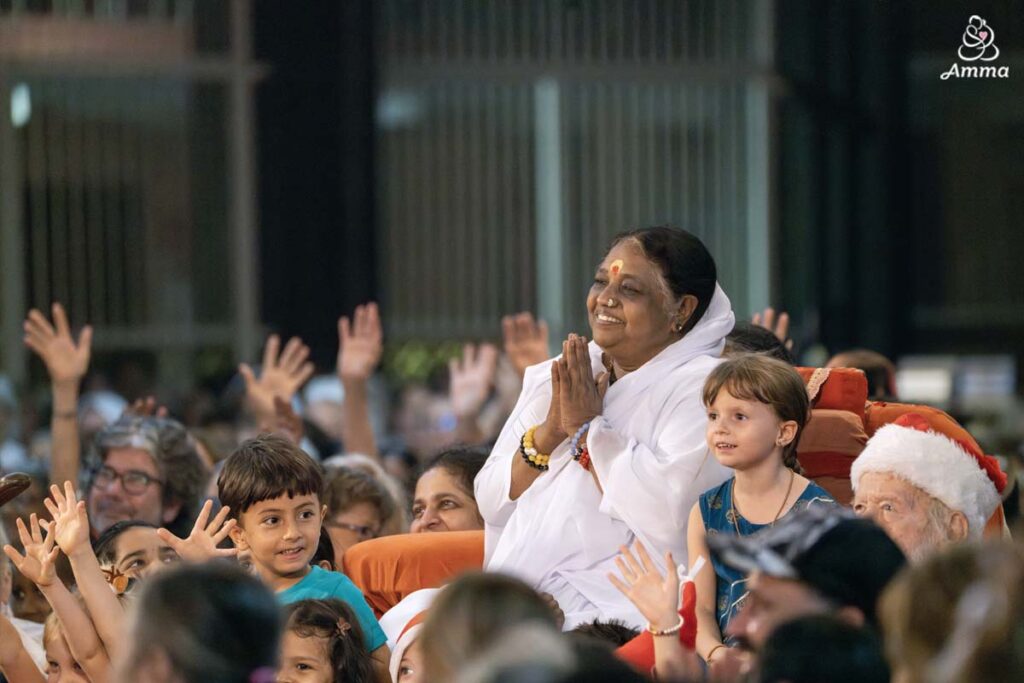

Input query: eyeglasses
[326,521,379,541]
[91,465,164,495]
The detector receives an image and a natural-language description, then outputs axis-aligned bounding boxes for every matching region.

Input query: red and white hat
[851,413,1007,536]
[380,589,439,682]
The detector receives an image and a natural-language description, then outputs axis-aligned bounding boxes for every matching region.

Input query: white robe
[475,285,735,629]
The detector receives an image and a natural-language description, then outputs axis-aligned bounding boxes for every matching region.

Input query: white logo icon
[958,15,999,62]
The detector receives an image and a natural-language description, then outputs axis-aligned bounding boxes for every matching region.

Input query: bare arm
[2,515,109,682]
[370,644,391,683]
[0,611,46,683]
[23,303,92,489]
[337,303,383,457]
[46,483,124,659]
[688,502,724,662]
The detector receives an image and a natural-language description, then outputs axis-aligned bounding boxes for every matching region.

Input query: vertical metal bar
[228,0,259,362]
[66,82,88,319]
[0,73,28,382]
[84,82,107,323]
[48,82,71,308]
[534,78,564,341]
[746,0,774,311]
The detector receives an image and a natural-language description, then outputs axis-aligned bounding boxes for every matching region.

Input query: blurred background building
[0,0,1021,450]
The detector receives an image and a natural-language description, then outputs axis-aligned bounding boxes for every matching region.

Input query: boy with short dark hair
[219,434,390,674]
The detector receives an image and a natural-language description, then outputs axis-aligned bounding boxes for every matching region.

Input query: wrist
[534,423,563,454]
[339,375,369,391]
[66,545,94,562]
[704,643,727,662]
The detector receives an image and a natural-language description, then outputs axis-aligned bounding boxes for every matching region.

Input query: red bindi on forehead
[609,259,623,277]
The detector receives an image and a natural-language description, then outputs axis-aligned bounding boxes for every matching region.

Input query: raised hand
[23,303,92,386]
[449,344,499,419]
[125,395,169,419]
[258,395,304,445]
[557,334,607,437]
[751,307,794,351]
[3,514,59,588]
[609,543,680,631]
[239,334,315,420]
[157,500,238,563]
[43,482,91,558]
[501,312,550,378]
[337,303,383,384]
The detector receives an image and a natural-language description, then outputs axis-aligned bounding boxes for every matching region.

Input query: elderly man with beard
[851,413,1007,562]
[85,414,208,538]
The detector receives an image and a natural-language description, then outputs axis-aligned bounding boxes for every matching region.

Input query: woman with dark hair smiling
[476,226,734,629]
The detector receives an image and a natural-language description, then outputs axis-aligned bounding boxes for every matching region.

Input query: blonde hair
[702,354,810,473]
[419,573,557,681]
[880,541,1024,683]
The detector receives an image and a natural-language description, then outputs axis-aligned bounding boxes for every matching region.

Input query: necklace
[731,469,795,536]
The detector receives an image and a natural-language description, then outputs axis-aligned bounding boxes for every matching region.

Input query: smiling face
[110,526,179,580]
[229,493,325,589]
[87,447,174,534]
[409,467,483,534]
[277,630,333,683]
[587,240,693,370]
[706,387,796,472]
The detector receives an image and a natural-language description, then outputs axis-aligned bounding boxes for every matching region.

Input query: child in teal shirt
[218,434,389,674]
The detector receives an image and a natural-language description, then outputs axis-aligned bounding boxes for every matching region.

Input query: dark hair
[284,599,374,683]
[217,434,323,516]
[725,322,795,364]
[93,520,158,565]
[91,415,210,537]
[323,467,396,522]
[311,527,336,571]
[569,620,640,649]
[127,561,281,683]
[423,445,490,498]
[609,226,717,333]
[702,354,810,472]
[827,348,896,399]
[758,616,890,683]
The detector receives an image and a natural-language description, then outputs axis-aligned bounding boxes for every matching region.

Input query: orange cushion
[797,367,868,422]
[796,409,868,506]
[341,530,484,617]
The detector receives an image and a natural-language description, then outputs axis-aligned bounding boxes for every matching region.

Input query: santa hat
[380,589,439,682]
[851,413,1007,536]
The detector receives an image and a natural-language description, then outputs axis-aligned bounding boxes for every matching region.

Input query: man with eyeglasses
[85,414,208,538]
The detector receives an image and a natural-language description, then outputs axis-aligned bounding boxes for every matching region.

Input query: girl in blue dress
[687,355,836,672]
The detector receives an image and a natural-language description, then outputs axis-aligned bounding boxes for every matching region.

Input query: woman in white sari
[476,226,734,629]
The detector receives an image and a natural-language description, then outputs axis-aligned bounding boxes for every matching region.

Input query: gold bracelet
[705,644,727,662]
[646,615,684,637]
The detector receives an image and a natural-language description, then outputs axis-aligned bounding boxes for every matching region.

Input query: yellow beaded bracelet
[520,425,551,471]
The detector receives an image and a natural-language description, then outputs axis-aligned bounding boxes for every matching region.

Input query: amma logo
[942,16,1009,79]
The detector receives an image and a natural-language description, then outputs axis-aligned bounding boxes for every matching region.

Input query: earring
[673,320,684,333]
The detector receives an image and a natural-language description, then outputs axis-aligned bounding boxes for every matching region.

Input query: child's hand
[3,514,60,588]
[609,543,680,632]
[157,500,238,563]
[43,482,92,558]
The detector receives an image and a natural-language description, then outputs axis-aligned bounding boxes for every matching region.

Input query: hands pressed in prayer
[556,334,607,437]
[502,312,550,378]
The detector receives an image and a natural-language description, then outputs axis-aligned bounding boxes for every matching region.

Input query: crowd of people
[0,225,1020,683]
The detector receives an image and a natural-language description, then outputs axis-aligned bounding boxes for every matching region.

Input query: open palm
[337,303,383,383]
[609,543,680,630]
[23,303,92,385]
[44,482,92,557]
[240,334,314,419]
[3,514,59,588]
[450,344,498,419]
